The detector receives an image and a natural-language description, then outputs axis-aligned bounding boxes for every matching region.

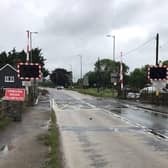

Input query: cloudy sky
[0,0,168,80]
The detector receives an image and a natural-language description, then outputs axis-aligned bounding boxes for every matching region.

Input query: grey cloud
[0,0,168,79]
[43,0,113,37]
[43,0,148,38]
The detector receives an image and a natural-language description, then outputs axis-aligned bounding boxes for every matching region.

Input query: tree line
[0,48,49,78]
[49,58,168,90]
[81,58,168,91]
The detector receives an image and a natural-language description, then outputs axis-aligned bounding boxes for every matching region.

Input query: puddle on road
[0,144,15,155]
[61,126,144,134]
[110,109,122,113]
[40,120,51,130]
[110,105,129,114]
[143,135,168,154]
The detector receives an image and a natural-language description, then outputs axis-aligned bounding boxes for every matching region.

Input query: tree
[0,48,49,78]
[163,60,168,65]
[31,48,49,77]
[50,68,71,87]
[84,71,97,87]
[128,66,148,90]
[94,58,129,88]
[0,51,8,67]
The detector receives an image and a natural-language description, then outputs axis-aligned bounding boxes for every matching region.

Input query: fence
[140,91,168,106]
[0,100,23,121]
[0,100,4,119]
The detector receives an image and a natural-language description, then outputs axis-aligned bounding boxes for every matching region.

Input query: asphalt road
[49,89,168,168]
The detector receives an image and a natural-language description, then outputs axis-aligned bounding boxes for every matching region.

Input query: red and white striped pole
[120,52,123,90]
[26,30,30,62]
[26,30,30,97]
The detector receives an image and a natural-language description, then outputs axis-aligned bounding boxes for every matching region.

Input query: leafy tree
[0,48,49,78]
[0,51,8,67]
[42,69,50,78]
[94,58,129,88]
[31,48,49,77]
[50,68,71,87]
[84,71,97,87]
[31,48,45,66]
[128,66,148,90]
[163,60,168,65]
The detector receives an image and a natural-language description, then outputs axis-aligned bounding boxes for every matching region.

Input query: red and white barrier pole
[26,30,30,98]
[120,52,123,90]
[26,30,30,62]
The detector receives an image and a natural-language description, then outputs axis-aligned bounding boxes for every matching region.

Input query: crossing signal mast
[148,33,168,96]
[148,66,168,81]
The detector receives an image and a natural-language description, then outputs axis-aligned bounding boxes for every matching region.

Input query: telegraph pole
[156,33,159,65]
[97,57,101,93]
[113,35,115,61]
[80,55,82,79]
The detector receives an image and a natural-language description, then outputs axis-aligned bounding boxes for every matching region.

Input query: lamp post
[106,35,115,61]
[30,31,38,62]
[78,55,83,87]
[78,55,82,79]
[27,31,38,105]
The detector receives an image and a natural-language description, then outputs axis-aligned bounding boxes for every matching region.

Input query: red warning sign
[4,88,25,101]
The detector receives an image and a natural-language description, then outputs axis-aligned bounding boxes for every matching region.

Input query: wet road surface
[83,98,168,138]
[50,89,168,168]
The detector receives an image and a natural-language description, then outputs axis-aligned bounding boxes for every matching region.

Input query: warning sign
[4,88,25,101]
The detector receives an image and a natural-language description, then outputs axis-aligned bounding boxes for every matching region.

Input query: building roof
[0,64,17,72]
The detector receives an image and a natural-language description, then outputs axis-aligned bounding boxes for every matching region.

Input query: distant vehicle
[127,92,135,99]
[135,93,140,98]
[127,92,140,99]
[56,86,64,90]
[140,86,155,93]
[140,86,167,94]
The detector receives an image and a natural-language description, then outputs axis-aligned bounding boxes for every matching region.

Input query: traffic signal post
[21,30,41,105]
[146,33,168,98]
[148,65,168,97]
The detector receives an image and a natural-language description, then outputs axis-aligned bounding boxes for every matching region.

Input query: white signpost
[22,81,31,87]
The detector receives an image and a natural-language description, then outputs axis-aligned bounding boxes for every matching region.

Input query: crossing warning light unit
[148,65,168,80]
[17,62,42,80]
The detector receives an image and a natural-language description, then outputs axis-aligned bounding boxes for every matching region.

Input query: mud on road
[0,95,50,168]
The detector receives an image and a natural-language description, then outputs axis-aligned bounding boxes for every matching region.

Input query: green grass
[73,88,117,97]
[0,117,11,130]
[39,110,62,168]
[48,110,61,168]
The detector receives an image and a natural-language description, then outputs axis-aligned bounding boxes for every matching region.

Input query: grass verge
[0,117,11,130]
[72,88,117,97]
[38,110,63,168]
[48,110,62,168]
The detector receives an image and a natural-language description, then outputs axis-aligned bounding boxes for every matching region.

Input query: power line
[160,41,168,48]
[124,37,155,56]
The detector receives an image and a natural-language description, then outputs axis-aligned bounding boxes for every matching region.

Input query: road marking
[99,108,168,141]
[50,96,168,141]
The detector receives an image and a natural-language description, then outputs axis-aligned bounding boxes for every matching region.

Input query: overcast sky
[0,0,168,80]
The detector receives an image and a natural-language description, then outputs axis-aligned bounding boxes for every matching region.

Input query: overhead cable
[124,37,155,57]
